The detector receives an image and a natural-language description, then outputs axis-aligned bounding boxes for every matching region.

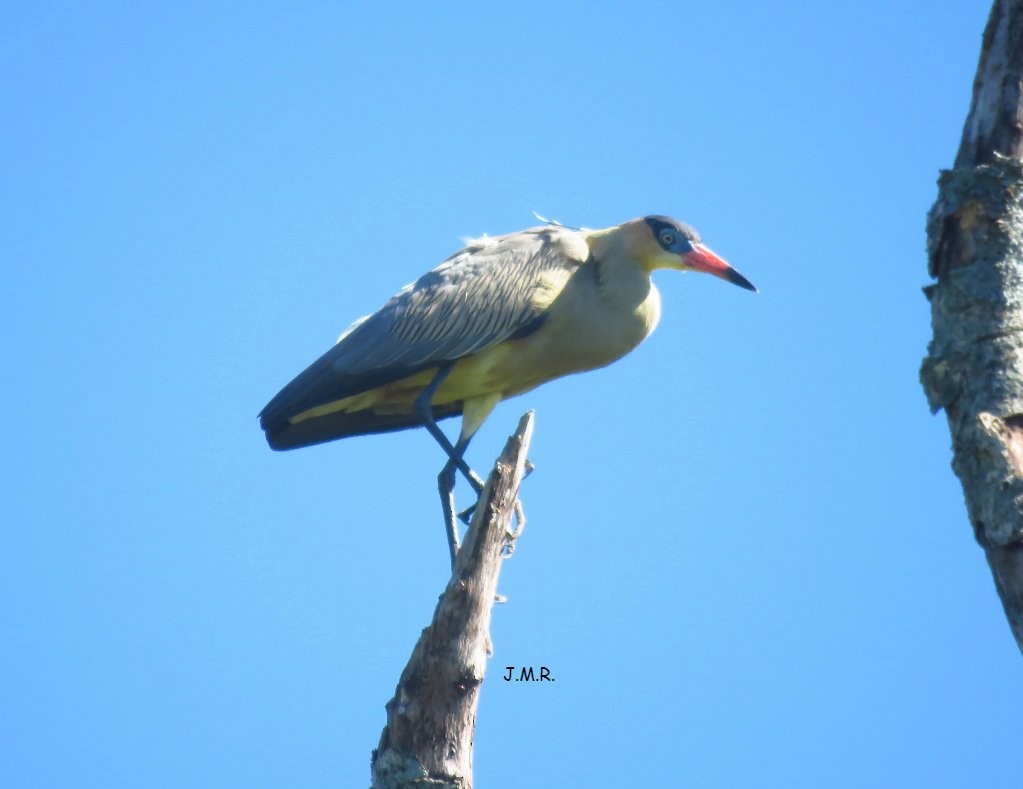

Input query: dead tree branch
[921,0,1023,654]
[371,411,534,789]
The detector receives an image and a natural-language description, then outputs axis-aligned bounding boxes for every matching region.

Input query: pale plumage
[260,215,755,562]
[260,224,589,449]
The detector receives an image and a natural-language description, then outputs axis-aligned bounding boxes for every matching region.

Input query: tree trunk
[371,411,534,789]
[921,0,1023,654]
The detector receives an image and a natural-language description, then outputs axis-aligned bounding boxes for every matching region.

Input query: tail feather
[259,347,460,450]
[260,402,462,450]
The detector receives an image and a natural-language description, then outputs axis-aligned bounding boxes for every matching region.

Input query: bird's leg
[416,364,488,566]
[438,434,473,567]
[458,460,535,523]
[414,364,484,494]
[458,459,533,556]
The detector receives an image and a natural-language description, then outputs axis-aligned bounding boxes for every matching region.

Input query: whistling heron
[260,215,756,561]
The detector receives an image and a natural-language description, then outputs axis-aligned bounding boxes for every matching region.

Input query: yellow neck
[586,223,661,272]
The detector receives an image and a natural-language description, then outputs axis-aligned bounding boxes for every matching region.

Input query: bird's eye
[659,230,676,247]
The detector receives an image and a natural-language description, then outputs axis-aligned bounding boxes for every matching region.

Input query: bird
[260,215,756,562]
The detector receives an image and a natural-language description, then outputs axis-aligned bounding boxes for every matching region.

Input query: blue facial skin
[643,215,701,255]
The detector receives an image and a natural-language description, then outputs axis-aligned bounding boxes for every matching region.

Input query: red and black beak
[683,244,757,292]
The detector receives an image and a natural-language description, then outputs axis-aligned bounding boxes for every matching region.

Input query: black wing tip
[257,404,464,452]
[259,415,295,451]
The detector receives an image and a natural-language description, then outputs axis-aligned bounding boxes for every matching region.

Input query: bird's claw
[445,453,529,564]
[505,499,526,544]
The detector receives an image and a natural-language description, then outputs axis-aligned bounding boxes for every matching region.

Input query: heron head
[638,215,757,292]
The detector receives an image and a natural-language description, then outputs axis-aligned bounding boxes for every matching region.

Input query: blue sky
[3,2,1018,787]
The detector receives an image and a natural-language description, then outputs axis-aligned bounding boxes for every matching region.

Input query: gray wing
[259,224,588,441]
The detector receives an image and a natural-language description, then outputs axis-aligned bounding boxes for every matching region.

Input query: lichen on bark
[922,156,1023,548]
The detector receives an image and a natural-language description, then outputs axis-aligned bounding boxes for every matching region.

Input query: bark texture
[921,0,1023,654]
[371,412,534,789]
[955,0,1023,168]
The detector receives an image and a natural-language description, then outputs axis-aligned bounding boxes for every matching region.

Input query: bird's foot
[502,499,526,556]
[459,459,531,524]
[456,495,524,554]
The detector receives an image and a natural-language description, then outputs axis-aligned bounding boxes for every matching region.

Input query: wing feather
[259,225,589,441]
